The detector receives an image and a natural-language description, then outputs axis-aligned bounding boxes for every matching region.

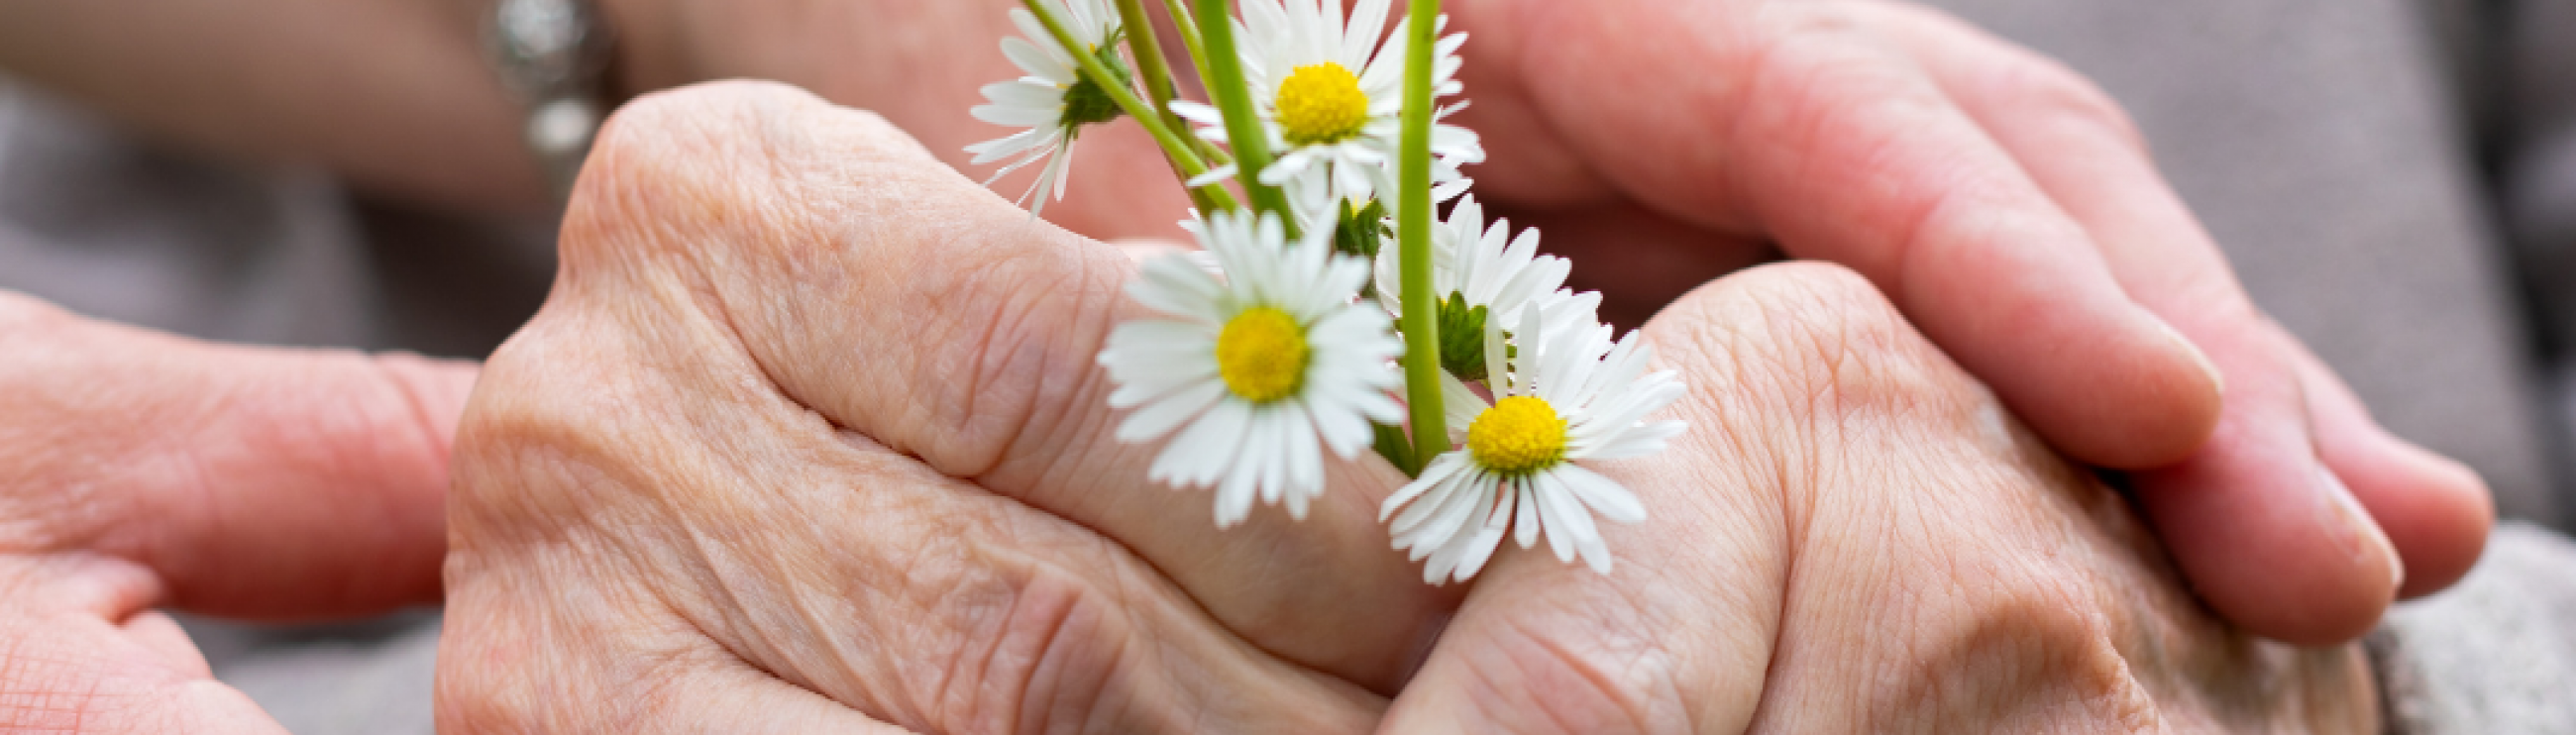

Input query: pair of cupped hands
[0,0,2488,731]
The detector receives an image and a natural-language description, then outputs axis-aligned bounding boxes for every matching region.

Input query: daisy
[1172,0,1484,209]
[1380,296,1687,583]
[1099,210,1407,527]
[965,0,1129,217]
[1371,195,1572,379]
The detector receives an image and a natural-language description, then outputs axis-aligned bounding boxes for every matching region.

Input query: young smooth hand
[0,293,472,733]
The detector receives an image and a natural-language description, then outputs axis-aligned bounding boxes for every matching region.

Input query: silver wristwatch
[486,0,616,201]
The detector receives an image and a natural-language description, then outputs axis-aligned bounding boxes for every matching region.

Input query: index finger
[0,292,471,620]
[1479,0,2226,472]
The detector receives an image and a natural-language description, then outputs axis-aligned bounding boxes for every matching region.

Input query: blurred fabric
[1926,0,2561,527]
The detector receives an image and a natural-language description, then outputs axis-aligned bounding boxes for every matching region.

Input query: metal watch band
[486,0,616,201]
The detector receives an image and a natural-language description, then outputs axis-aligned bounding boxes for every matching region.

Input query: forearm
[0,0,549,212]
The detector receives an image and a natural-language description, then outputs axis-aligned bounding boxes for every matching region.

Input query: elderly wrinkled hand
[435,81,2374,732]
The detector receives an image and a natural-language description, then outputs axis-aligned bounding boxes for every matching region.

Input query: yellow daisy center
[1215,307,1309,403]
[1274,62,1370,146]
[1467,395,1569,475]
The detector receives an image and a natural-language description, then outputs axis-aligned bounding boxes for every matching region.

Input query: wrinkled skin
[595,0,2490,645]
[0,293,474,733]
[435,81,2376,733]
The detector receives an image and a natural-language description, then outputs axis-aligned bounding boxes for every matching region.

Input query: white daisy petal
[1186,163,1239,189]
[1533,472,1592,564]
[1552,464,1648,525]
[1383,452,1472,522]
[1400,472,1496,560]
[1381,291,1683,582]
[1170,100,1227,125]
[982,80,1064,109]
[1168,397,1253,486]
[965,128,1054,164]
[1581,419,1687,462]
[1192,0,1478,212]
[1000,37,1059,74]
[1512,483,1543,549]
[1247,407,1289,506]
[1099,210,1393,527]
[1280,404,1326,515]
[1389,462,1479,536]
[968,0,1124,213]
[1128,261,1227,323]
[1447,509,1511,582]
[1115,378,1225,442]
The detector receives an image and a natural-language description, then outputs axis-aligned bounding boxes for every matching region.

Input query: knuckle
[563,80,863,273]
[447,311,643,538]
[0,290,64,338]
[1652,262,1958,429]
[930,558,1160,734]
[1463,602,1693,734]
[917,249,1124,475]
[1869,560,2159,730]
[1986,52,2146,152]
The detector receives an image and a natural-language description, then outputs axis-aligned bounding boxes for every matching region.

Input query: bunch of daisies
[969,0,1685,583]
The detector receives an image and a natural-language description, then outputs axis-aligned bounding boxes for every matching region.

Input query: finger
[556,81,1447,690]
[0,611,288,734]
[1487,0,2225,470]
[2288,341,2493,597]
[120,609,214,679]
[1481,198,1779,330]
[1876,9,2436,636]
[451,330,1381,732]
[0,292,476,620]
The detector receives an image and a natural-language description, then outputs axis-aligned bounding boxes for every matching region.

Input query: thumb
[0,290,476,620]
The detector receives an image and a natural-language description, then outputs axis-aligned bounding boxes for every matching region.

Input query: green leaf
[1437,292,1489,381]
[1059,30,1135,127]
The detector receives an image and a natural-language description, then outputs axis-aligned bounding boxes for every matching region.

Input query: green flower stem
[1150,0,1234,169]
[1113,0,1181,117]
[1395,0,1445,472]
[1373,422,1420,476]
[1022,0,1238,212]
[1111,0,1197,161]
[1192,0,1298,235]
[1160,0,1212,91]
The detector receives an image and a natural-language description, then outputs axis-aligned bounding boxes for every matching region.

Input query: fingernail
[2145,313,2225,398]
[2319,464,2405,593]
